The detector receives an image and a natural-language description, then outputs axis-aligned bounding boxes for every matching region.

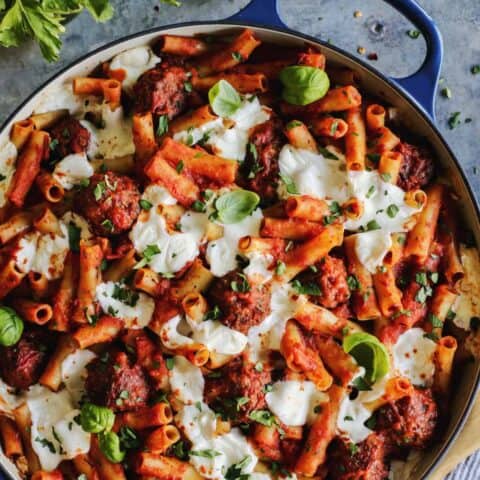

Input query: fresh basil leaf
[343,332,390,383]
[279,66,330,106]
[208,79,241,117]
[0,306,24,346]
[215,189,260,224]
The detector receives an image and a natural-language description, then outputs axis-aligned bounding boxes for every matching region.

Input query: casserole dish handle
[228,0,443,121]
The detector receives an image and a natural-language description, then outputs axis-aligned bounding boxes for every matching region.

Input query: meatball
[300,255,350,309]
[133,65,189,119]
[49,117,90,159]
[396,142,435,191]
[85,351,150,412]
[207,270,272,334]
[205,357,272,423]
[240,118,284,203]
[76,171,140,236]
[375,387,438,449]
[327,433,390,480]
[0,328,54,390]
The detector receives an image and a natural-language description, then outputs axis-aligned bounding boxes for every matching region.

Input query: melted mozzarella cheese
[160,315,247,356]
[174,98,270,161]
[173,118,224,146]
[336,371,390,443]
[176,403,258,480]
[142,183,177,206]
[354,230,393,274]
[278,145,422,273]
[244,252,274,284]
[109,46,161,89]
[193,320,248,355]
[169,356,205,405]
[32,225,70,280]
[247,283,300,361]
[52,152,94,190]
[96,281,155,328]
[160,315,193,349]
[265,380,328,426]
[393,328,436,386]
[33,82,87,115]
[0,378,22,413]
[180,211,211,243]
[452,245,480,330]
[26,386,90,471]
[130,208,199,275]
[206,209,263,277]
[15,232,39,273]
[0,141,17,208]
[81,106,135,160]
[61,349,96,403]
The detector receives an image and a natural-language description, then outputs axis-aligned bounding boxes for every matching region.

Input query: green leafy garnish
[343,332,390,383]
[208,79,241,117]
[67,222,81,252]
[0,0,113,62]
[279,66,330,105]
[215,189,260,224]
[157,114,169,136]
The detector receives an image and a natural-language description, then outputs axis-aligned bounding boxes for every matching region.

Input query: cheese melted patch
[33,82,87,115]
[96,281,155,328]
[169,356,205,405]
[393,328,436,386]
[0,141,17,208]
[176,403,258,480]
[206,209,263,277]
[52,152,94,190]
[81,105,135,161]
[452,245,480,330]
[160,314,248,356]
[109,46,161,89]
[278,145,422,272]
[244,252,274,284]
[25,349,95,471]
[265,380,328,426]
[336,370,390,443]
[173,97,270,161]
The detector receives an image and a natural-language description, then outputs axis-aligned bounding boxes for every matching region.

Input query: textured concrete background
[0,0,479,477]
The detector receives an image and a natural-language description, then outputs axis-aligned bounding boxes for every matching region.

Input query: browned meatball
[240,117,284,203]
[205,357,272,423]
[133,65,189,119]
[49,117,90,158]
[300,255,350,309]
[375,387,438,449]
[396,142,435,191]
[76,171,140,236]
[0,328,54,390]
[85,351,150,412]
[327,433,390,480]
[207,270,272,334]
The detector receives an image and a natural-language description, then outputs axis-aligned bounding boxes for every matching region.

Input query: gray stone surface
[0,0,479,477]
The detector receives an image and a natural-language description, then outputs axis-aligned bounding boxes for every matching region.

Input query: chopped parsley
[101,219,114,232]
[225,455,252,480]
[366,153,380,164]
[386,204,399,218]
[204,305,222,321]
[249,410,277,427]
[230,273,250,293]
[423,332,439,342]
[118,426,140,449]
[448,112,462,129]
[67,222,81,252]
[184,81,193,92]
[172,440,189,460]
[275,260,286,276]
[232,51,243,62]
[318,146,339,160]
[134,244,161,269]
[324,200,342,225]
[407,29,421,39]
[291,279,321,296]
[471,65,480,75]
[362,219,381,231]
[279,173,299,194]
[429,313,443,329]
[366,185,376,199]
[112,284,139,307]
[165,358,175,370]
[347,274,360,292]
[157,115,169,136]
[35,436,56,453]
[441,87,452,99]
[380,172,391,182]
[176,160,185,173]
[330,120,339,136]
[93,181,106,201]
[192,200,207,213]
[190,449,222,458]
[286,120,302,130]
[139,199,153,210]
